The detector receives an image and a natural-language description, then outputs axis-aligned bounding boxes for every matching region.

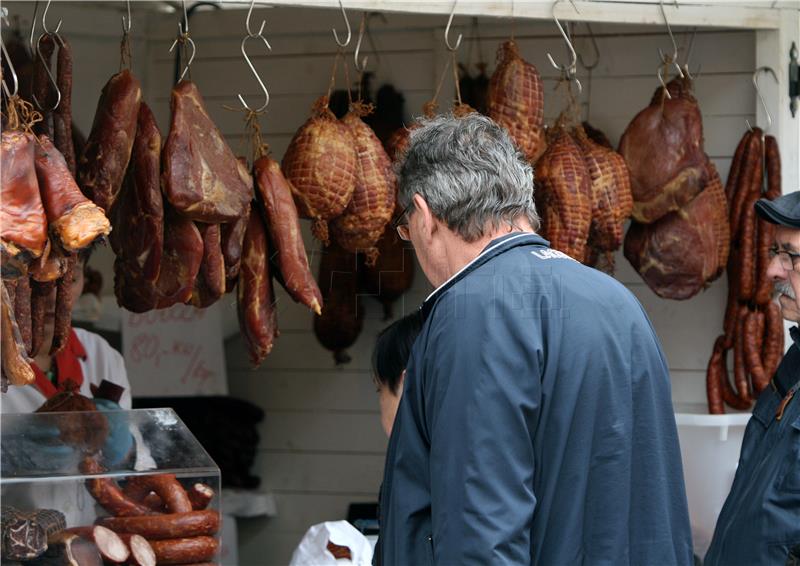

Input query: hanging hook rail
[169,0,196,82]
[444,0,462,52]
[122,0,132,34]
[656,0,684,79]
[332,0,351,48]
[237,0,271,113]
[745,66,778,133]
[546,0,582,94]
[354,12,368,73]
[1,8,19,99]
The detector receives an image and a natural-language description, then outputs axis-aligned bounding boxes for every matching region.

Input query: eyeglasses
[768,246,800,271]
[392,201,415,241]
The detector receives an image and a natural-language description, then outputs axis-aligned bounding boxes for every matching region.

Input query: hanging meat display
[314,242,364,365]
[534,122,592,261]
[487,40,546,162]
[573,124,633,268]
[78,69,142,213]
[331,104,397,263]
[154,209,204,310]
[705,129,784,414]
[253,155,322,314]
[618,78,708,224]
[624,161,729,300]
[161,81,252,223]
[238,208,278,366]
[111,103,164,313]
[282,96,358,245]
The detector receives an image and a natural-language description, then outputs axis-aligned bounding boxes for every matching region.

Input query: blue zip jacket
[378,233,693,566]
[705,326,800,566]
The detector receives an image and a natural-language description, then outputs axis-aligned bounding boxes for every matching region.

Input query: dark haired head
[371,311,424,394]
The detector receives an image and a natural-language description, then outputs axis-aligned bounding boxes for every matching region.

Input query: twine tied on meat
[1,95,43,134]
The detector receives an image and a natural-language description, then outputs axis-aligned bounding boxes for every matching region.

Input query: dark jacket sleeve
[421,292,543,565]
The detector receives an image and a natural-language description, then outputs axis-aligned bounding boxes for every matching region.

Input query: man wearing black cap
[705,191,800,566]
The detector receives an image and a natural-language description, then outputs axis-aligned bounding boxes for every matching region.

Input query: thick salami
[762,301,785,379]
[254,156,322,314]
[729,132,761,236]
[78,70,142,213]
[754,217,776,305]
[706,336,726,414]
[733,306,751,403]
[64,526,129,563]
[53,36,75,176]
[738,193,760,302]
[50,255,76,355]
[148,537,219,565]
[117,534,156,566]
[744,309,768,393]
[29,280,55,357]
[97,510,220,540]
[15,276,33,353]
[765,135,781,199]
[81,458,155,517]
[1,281,35,386]
[725,130,752,201]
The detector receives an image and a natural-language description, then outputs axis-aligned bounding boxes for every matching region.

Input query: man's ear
[413,193,437,239]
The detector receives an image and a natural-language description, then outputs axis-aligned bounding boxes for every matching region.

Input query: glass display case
[1,408,221,565]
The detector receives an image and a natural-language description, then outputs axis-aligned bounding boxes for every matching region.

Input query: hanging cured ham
[78,70,142,213]
[189,223,226,308]
[282,96,358,244]
[253,156,322,314]
[331,107,397,262]
[618,77,708,224]
[162,81,252,223]
[34,136,111,252]
[154,209,204,310]
[111,103,164,312]
[1,131,48,270]
[487,40,546,162]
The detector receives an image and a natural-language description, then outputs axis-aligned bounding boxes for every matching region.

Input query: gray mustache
[774,280,798,300]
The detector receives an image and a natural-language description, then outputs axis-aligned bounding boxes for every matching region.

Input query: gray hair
[395,113,539,242]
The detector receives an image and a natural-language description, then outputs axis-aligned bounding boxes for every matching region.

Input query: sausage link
[32,34,56,138]
[725,130,752,201]
[738,193,760,302]
[49,255,76,355]
[98,510,220,540]
[53,36,75,176]
[744,309,769,394]
[754,218,776,306]
[64,525,130,563]
[80,457,155,517]
[117,533,156,566]
[123,474,193,514]
[729,131,761,237]
[15,276,32,354]
[765,135,781,199]
[706,336,726,414]
[30,280,55,357]
[187,483,215,511]
[147,536,219,565]
[733,305,752,402]
[763,301,785,380]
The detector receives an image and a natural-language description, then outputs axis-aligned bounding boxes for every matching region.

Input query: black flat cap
[755,191,800,229]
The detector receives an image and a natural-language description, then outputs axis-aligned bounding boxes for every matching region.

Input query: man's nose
[765,254,787,281]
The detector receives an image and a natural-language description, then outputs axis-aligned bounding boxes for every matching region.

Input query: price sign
[121,303,228,396]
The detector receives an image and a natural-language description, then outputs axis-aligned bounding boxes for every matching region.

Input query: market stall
[1,0,799,564]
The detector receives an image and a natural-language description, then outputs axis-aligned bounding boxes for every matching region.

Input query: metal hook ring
[238,33,271,113]
[31,32,62,111]
[122,0,132,34]
[546,0,578,74]
[444,0,463,52]
[1,9,20,98]
[332,0,352,48]
[747,66,778,133]
[41,0,62,35]
[354,12,369,72]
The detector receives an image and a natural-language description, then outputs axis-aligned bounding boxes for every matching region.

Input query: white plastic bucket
[674,403,751,558]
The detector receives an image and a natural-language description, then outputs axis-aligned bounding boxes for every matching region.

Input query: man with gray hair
[378,113,693,565]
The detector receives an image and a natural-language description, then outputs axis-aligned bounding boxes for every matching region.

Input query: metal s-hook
[332,0,351,48]
[169,0,196,82]
[32,32,62,111]
[444,0,462,52]
[354,12,368,73]
[1,8,19,99]
[546,0,582,94]
[122,0,132,34]
[656,0,684,79]
[745,66,778,133]
[577,22,599,71]
[41,0,62,35]
[237,0,271,113]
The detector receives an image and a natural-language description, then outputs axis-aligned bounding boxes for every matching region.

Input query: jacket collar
[420,232,549,319]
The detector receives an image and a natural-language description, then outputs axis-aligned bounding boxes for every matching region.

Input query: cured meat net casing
[254,156,322,314]
[78,69,142,213]
[487,40,546,162]
[238,208,278,366]
[331,110,397,259]
[281,96,357,242]
[534,129,592,261]
[162,81,252,223]
[1,131,48,260]
[574,125,633,256]
[34,136,111,252]
[624,161,729,300]
[618,93,708,224]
